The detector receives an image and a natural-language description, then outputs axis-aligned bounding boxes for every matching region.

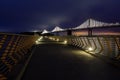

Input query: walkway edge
[16,45,37,80]
[84,50,120,69]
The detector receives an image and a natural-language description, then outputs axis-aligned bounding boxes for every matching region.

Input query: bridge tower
[88,19,92,36]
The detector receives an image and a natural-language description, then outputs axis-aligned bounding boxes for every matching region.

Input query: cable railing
[0,33,39,79]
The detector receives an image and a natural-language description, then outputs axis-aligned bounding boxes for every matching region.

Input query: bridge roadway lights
[56,39,59,41]
[44,37,67,44]
[64,40,67,44]
[53,38,55,40]
[88,47,93,51]
[85,47,93,53]
[35,41,39,44]
[38,36,43,41]
[35,36,43,44]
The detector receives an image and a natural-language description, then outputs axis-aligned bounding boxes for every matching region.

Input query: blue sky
[0,0,120,32]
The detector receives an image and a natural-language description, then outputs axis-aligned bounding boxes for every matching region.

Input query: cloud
[0,0,120,32]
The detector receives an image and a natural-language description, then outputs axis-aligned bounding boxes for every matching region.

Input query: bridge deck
[22,38,120,80]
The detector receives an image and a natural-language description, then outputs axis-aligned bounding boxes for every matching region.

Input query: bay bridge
[0,18,120,80]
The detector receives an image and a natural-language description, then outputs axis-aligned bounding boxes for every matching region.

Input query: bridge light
[38,36,43,41]
[35,36,43,44]
[35,40,39,44]
[49,37,52,40]
[64,40,67,44]
[88,47,93,51]
[53,38,55,40]
[56,39,59,41]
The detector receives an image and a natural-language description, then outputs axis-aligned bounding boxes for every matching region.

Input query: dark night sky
[0,0,120,32]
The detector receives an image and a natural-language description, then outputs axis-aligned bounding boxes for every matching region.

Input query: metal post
[88,19,92,36]
[88,28,92,36]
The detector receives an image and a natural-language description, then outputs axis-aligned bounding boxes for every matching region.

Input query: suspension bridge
[0,18,120,80]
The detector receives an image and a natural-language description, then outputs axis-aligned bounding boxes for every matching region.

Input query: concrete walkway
[22,38,120,80]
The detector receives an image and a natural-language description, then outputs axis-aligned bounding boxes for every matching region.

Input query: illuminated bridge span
[42,18,120,33]
[0,19,120,80]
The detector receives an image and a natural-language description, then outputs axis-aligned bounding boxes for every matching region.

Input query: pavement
[21,38,120,80]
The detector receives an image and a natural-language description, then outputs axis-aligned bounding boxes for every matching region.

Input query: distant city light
[33,30,38,32]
